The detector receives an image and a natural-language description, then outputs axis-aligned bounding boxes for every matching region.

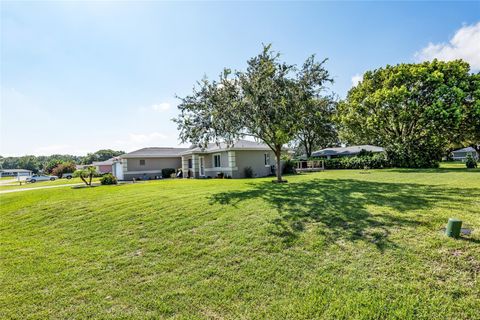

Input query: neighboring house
[0,169,32,177]
[92,158,115,174]
[312,145,384,159]
[75,164,91,170]
[180,140,276,179]
[451,147,479,161]
[113,147,189,180]
[111,140,278,180]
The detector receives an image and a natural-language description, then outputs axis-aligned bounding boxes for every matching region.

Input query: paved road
[0,183,88,194]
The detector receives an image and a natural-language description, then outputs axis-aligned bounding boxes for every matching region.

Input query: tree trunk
[304,140,311,158]
[80,175,88,186]
[275,147,282,182]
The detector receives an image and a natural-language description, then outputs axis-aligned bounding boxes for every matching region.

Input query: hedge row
[323,153,390,169]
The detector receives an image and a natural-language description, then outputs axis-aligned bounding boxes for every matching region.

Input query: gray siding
[235,150,275,178]
[126,157,181,172]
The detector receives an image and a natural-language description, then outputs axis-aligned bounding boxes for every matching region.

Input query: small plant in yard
[161,168,176,178]
[74,167,97,186]
[283,159,296,174]
[100,173,117,185]
[244,166,253,178]
[465,154,477,168]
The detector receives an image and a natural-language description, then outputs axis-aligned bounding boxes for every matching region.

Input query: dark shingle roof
[452,147,477,153]
[312,145,384,157]
[92,158,116,166]
[122,147,190,158]
[0,169,32,173]
[182,139,271,154]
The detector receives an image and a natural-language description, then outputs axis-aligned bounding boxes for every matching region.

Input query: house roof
[312,145,384,157]
[181,139,271,155]
[92,158,115,166]
[121,147,190,158]
[0,169,32,173]
[452,147,477,153]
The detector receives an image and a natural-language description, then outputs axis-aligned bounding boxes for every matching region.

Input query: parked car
[62,173,74,179]
[26,175,58,183]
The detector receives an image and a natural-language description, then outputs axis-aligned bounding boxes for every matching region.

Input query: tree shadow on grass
[209,179,480,252]
[387,167,480,174]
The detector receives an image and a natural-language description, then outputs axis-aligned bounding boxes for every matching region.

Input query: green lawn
[0,176,16,180]
[0,177,100,191]
[1,165,479,319]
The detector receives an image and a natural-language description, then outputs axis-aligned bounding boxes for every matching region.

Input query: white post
[191,154,198,178]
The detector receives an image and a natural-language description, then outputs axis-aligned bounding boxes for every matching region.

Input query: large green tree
[458,72,480,153]
[174,45,332,181]
[337,59,477,168]
[17,156,40,173]
[82,149,124,165]
[294,96,338,158]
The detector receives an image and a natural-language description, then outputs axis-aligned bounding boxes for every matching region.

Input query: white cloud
[34,144,72,153]
[351,74,363,87]
[415,22,480,70]
[112,132,176,151]
[128,132,169,143]
[32,144,92,156]
[151,102,171,112]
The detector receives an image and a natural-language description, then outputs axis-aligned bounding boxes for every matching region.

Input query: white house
[111,140,278,180]
[451,147,479,161]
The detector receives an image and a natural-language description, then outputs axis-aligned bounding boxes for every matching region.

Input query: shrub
[465,154,478,168]
[283,159,296,174]
[162,168,176,178]
[324,153,390,170]
[51,161,77,178]
[244,166,253,178]
[357,149,374,157]
[384,142,440,168]
[100,173,118,185]
[74,167,97,186]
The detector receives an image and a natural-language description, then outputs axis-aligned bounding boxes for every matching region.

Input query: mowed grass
[1,164,479,319]
[0,177,100,191]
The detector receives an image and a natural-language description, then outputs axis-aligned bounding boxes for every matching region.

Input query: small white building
[0,169,33,177]
[451,147,479,161]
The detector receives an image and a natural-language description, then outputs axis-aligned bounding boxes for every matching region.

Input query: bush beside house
[161,168,176,178]
[323,153,390,169]
[466,154,478,168]
[100,173,118,185]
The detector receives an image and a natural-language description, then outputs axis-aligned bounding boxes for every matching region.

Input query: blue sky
[1,1,479,156]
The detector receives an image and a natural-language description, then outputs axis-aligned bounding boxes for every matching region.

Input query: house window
[264,153,270,166]
[188,159,192,169]
[139,159,145,166]
[213,154,221,168]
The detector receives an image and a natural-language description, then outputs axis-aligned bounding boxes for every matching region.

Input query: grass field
[0,177,100,191]
[1,164,479,319]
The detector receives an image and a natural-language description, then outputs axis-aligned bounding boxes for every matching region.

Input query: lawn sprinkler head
[445,218,462,238]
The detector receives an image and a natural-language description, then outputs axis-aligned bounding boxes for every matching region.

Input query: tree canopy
[0,149,123,173]
[175,44,332,181]
[293,96,338,158]
[337,59,478,168]
[81,149,124,165]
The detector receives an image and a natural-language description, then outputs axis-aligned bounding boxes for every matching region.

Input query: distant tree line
[0,149,124,173]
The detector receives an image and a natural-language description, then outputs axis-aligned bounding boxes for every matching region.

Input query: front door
[199,157,205,176]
